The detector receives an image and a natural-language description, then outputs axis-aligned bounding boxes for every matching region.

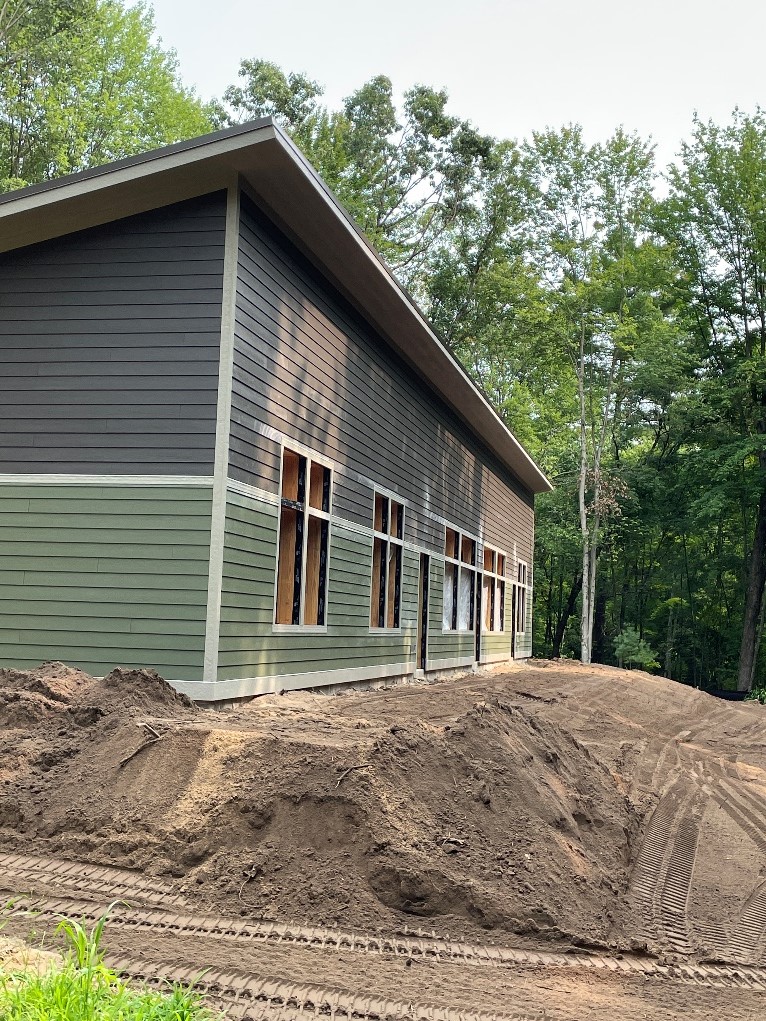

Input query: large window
[443,526,476,631]
[370,492,404,629]
[516,560,528,635]
[275,447,332,627]
[482,546,506,632]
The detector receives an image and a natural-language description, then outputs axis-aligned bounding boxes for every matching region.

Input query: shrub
[614,626,660,671]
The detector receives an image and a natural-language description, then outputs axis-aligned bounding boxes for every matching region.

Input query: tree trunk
[664,602,676,680]
[578,326,591,665]
[592,588,607,663]
[553,573,582,657]
[737,477,766,691]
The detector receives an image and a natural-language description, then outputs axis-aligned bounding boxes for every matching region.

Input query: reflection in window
[443,526,475,631]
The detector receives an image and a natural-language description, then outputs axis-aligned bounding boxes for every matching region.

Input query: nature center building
[0,120,550,703]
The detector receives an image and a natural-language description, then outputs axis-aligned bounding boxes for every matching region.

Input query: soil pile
[0,660,764,961]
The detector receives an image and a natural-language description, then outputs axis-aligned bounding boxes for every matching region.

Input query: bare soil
[0,935,59,975]
[1,658,765,1018]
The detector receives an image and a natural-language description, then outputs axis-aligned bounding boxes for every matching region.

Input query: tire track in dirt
[0,852,189,908]
[710,783,766,856]
[727,882,766,965]
[627,778,687,944]
[627,757,710,958]
[659,794,705,955]
[707,777,766,963]
[108,953,542,1021]
[5,887,766,991]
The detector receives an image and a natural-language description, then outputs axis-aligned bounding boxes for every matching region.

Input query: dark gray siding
[230,195,534,563]
[0,193,226,475]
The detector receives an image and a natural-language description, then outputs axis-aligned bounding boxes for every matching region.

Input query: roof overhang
[0,120,551,494]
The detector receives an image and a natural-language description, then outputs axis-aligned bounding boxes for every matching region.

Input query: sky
[149,0,766,172]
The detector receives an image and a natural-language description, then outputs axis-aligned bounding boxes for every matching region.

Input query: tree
[224,61,494,284]
[223,59,348,191]
[0,0,216,190]
[614,626,659,670]
[0,0,92,69]
[661,109,766,690]
[524,126,662,664]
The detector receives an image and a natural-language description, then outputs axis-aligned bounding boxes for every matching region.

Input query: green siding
[426,557,474,667]
[0,485,212,680]
[480,569,513,663]
[516,583,533,658]
[217,492,419,682]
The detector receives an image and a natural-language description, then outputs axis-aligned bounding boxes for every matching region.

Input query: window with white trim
[443,526,476,631]
[482,546,506,632]
[275,447,332,626]
[370,493,404,629]
[516,560,529,635]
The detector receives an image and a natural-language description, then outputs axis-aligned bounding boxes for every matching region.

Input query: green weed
[0,905,213,1020]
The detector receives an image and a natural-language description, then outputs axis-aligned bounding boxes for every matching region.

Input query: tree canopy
[0,0,215,191]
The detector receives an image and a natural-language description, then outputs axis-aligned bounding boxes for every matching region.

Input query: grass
[0,907,214,1020]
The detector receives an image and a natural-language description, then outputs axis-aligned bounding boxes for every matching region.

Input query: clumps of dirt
[0,660,197,792]
[3,660,760,956]
[0,661,638,948]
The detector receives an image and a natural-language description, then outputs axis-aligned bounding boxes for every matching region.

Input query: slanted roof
[0,119,551,494]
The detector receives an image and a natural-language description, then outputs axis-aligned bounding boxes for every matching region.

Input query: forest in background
[2,0,765,691]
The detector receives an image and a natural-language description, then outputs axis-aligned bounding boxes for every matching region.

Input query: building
[0,120,551,703]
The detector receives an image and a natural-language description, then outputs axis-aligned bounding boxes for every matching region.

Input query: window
[370,493,404,629]
[516,560,528,635]
[482,546,506,632]
[443,526,476,631]
[275,447,332,626]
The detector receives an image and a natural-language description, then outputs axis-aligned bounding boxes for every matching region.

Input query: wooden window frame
[370,491,405,632]
[273,443,333,632]
[482,545,508,633]
[442,524,477,633]
[516,559,529,636]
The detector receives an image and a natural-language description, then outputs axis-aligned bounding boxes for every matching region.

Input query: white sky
[149,0,766,172]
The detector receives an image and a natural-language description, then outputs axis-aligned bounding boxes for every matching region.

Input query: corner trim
[203,184,241,684]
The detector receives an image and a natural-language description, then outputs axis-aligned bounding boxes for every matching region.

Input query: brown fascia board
[0,120,552,495]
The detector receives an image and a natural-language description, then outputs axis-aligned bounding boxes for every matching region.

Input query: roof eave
[0,120,552,495]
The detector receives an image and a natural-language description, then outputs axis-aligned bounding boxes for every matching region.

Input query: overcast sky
[150,0,765,171]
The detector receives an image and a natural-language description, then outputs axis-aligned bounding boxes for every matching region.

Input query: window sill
[272,624,329,634]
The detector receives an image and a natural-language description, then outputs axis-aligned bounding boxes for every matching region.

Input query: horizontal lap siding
[0,193,226,474]
[218,493,418,681]
[230,196,534,566]
[0,485,212,679]
[481,580,513,662]
[516,585,533,659]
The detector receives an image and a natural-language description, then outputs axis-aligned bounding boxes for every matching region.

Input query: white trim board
[203,184,241,685]
[171,659,415,702]
[226,477,279,507]
[0,474,215,487]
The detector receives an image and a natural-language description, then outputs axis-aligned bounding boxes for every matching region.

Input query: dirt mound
[0,662,197,791]
[0,660,763,959]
